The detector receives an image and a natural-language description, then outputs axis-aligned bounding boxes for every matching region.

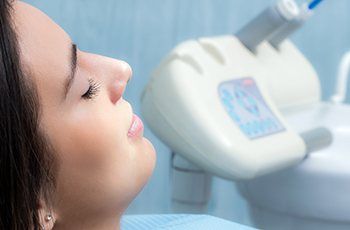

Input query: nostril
[110,80,126,104]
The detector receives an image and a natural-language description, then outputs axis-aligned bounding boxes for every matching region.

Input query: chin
[142,137,157,177]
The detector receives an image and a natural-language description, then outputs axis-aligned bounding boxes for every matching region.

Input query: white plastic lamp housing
[141,35,320,180]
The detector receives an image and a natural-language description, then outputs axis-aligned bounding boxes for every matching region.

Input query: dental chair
[122,215,254,230]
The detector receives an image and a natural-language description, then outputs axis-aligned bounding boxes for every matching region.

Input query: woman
[0,0,156,229]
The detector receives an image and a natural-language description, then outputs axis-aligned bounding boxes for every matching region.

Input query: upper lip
[127,102,134,132]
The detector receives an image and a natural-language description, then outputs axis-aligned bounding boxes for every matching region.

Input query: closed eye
[82,78,101,100]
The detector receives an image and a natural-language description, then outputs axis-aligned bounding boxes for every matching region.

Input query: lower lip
[128,114,144,138]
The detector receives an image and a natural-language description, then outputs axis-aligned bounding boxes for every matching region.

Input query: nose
[109,60,132,104]
[116,60,132,83]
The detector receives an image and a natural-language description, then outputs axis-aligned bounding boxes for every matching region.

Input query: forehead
[12,1,71,105]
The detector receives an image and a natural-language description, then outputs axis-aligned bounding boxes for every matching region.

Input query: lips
[127,114,144,138]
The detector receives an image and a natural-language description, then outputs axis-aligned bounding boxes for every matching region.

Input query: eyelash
[82,78,101,100]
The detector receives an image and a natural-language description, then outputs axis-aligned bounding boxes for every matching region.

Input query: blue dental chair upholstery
[122,214,255,229]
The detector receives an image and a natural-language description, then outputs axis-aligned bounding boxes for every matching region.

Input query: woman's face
[13,1,156,224]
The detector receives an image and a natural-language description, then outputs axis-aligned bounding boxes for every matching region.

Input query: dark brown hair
[0,0,56,229]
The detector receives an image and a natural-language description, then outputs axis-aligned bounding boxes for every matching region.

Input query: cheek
[48,99,156,212]
[66,106,129,170]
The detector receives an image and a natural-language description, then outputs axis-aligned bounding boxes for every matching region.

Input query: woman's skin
[13,1,156,229]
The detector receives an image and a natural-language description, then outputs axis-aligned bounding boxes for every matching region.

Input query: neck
[53,214,122,230]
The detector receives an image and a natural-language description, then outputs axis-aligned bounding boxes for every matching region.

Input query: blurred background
[24,0,350,226]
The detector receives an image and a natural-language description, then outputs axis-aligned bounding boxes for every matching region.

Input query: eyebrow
[64,43,78,99]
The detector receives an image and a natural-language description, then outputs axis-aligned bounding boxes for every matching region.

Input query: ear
[38,199,57,230]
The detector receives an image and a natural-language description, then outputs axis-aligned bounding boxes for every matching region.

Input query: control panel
[219,77,285,139]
